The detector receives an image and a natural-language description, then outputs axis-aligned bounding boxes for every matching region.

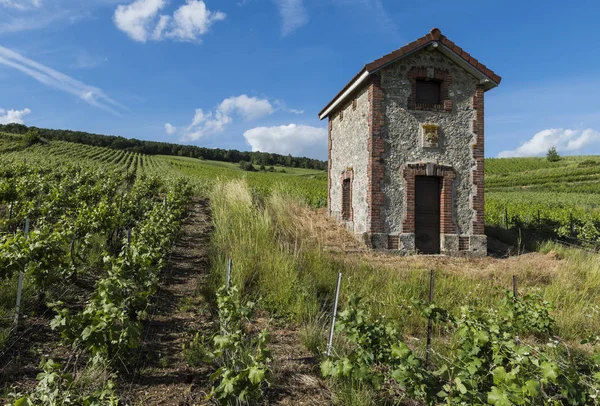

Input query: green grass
[208,179,600,343]
[204,178,600,403]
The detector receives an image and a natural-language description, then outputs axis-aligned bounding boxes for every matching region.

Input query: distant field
[0,134,328,207]
[3,133,600,240]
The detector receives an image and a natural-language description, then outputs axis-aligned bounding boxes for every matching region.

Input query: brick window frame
[402,163,456,234]
[407,66,453,112]
[341,168,354,221]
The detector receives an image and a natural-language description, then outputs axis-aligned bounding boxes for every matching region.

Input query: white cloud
[0,107,31,124]
[182,95,274,141]
[113,0,166,42]
[166,0,225,41]
[164,122,177,134]
[113,0,225,43]
[0,0,42,10]
[272,0,308,36]
[219,95,274,120]
[0,45,125,115]
[243,124,327,158]
[498,128,600,158]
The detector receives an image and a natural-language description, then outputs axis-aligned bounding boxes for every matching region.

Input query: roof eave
[318,69,370,120]
[435,42,500,91]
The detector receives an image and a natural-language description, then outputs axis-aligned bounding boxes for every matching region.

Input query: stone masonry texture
[328,46,487,255]
[379,49,481,237]
[329,86,370,233]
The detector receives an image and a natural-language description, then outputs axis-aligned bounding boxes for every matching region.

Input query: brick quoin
[472,85,485,235]
[402,164,456,235]
[367,74,386,234]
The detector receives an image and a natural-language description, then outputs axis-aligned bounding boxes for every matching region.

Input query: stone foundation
[440,233,459,254]
[364,232,485,256]
[469,235,487,257]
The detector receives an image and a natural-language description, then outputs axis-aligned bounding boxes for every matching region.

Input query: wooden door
[415,176,440,254]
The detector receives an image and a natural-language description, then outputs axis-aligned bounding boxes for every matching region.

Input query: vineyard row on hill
[3,135,600,244]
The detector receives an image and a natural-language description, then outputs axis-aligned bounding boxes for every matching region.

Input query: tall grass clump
[208,180,600,345]
[208,179,327,320]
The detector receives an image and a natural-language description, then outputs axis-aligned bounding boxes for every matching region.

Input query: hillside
[3,133,600,242]
[0,134,327,207]
[485,156,600,244]
[2,134,600,404]
[0,123,327,170]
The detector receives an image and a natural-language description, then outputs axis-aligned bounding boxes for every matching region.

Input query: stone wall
[328,86,370,234]
[378,48,481,244]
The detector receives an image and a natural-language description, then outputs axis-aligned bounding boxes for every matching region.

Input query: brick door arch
[402,163,456,242]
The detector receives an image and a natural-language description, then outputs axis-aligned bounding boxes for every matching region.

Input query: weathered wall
[379,49,479,236]
[328,86,370,233]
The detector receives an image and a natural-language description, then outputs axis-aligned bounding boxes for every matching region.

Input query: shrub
[238,160,256,172]
[546,147,561,162]
[24,130,41,146]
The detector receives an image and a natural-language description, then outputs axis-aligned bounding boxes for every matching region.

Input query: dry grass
[210,179,600,345]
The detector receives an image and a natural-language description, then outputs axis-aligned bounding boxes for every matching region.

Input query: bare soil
[122,199,334,405]
[120,198,214,405]
[267,326,332,405]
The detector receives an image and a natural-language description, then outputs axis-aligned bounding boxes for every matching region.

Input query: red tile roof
[319,28,501,119]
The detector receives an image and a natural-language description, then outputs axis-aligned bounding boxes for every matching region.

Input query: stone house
[319,28,501,256]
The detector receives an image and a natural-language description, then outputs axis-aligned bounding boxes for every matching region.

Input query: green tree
[547,147,561,162]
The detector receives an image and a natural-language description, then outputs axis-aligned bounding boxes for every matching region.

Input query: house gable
[318,28,500,120]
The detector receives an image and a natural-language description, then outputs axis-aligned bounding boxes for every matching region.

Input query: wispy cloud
[71,50,107,69]
[0,107,31,124]
[273,99,304,115]
[331,0,398,37]
[113,0,226,43]
[0,0,42,10]
[0,45,125,115]
[498,128,600,158]
[0,8,86,34]
[272,0,308,37]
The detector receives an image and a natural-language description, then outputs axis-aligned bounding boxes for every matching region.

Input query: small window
[416,80,441,106]
[342,178,351,220]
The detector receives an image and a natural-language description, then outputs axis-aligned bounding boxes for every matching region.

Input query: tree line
[0,123,327,170]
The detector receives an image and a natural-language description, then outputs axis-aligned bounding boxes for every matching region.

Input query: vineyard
[1,132,600,405]
[0,135,328,207]
[486,156,600,245]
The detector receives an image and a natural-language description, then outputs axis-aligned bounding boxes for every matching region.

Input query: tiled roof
[319,28,501,119]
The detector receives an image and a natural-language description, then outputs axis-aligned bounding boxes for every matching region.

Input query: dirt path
[104,197,332,405]
[121,198,214,405]
[268,328,332,405]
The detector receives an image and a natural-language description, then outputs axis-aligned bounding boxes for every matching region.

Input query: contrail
[0,45,126,116]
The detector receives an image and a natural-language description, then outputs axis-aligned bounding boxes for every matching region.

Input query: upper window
[415,79,441,106]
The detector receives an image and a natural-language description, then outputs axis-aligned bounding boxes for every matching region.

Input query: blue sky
[0,0,599,160]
